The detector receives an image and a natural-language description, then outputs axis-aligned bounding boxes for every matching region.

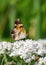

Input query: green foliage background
[0,0,46,41]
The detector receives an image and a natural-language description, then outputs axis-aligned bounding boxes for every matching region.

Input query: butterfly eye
[15,19,21,24]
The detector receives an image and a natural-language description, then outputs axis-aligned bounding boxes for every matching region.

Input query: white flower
[0,49,4,54]
[7,42,12,50]
[0,39,46,63]
[0,43,3,50]
[31,55,35,60]
[9,50,17,57]
[2,42,7,49]
[25,58,31,63]
[38,49,44,56]
[37,57,46,65]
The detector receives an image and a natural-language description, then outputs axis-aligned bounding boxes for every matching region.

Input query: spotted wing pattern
[11,19,27,40]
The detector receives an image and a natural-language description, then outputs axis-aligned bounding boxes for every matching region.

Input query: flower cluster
[0,39,46,65]
[35,57,46,65]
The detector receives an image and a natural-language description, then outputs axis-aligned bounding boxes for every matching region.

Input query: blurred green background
[0,0,46,41]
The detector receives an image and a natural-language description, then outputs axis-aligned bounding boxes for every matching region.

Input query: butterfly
[11,18,27,40]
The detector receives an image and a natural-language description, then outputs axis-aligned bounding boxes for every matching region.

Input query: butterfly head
[15,18,21,24]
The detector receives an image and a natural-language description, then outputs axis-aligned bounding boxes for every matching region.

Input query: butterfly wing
[11,19,27,40]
